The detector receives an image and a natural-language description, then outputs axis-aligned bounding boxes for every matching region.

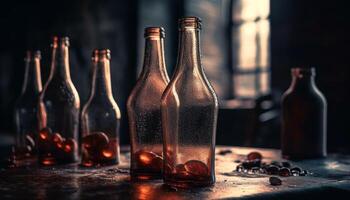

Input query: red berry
[184,160,209,177]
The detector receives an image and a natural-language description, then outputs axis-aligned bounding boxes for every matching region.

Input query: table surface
[0,146,350,200]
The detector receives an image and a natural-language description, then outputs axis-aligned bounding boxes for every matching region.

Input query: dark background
[0,0,349,153]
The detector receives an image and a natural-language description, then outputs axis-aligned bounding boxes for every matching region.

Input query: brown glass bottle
[281,67,327,159]
[38,37,80,165]
[81,49,121,167]
[127,27,169,180]
[161,17,218,188]
[14,51,42,158]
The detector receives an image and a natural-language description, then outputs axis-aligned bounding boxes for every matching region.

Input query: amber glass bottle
[161,17,219,187]
[81,49,121,167]
[14,51,42,158]
[127,27,169,180]
[38,37,80,165]
[281,67,327,159]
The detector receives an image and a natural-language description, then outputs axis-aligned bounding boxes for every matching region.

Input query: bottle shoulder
[127,74,168,106]
[161,70,218,107]
[82,101,121,120]
[82,97,121,118]
[312,86,327,104]
[42,79,80,100]
[281,87,327,107]
[40,84,80,110]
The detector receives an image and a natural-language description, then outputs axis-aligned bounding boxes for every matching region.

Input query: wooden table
[0,146,349,199]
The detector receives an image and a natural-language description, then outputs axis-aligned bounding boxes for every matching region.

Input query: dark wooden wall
[0,0,138,144]
[271,0,350,152]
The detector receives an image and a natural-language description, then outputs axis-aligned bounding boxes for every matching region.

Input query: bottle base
[164,177,214,188]
[39,155,78,166]
[131,171,162,181]
[80,159,119,167]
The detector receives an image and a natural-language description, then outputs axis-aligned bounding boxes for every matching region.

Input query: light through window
[230,0,270,98]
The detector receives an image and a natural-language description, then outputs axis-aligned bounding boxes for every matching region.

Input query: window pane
[232,0,270,22]
[259,72,270,95]
[233,73,257,98]
[257,20,270,70]
[232,22,257,71]
[256,0,270,19]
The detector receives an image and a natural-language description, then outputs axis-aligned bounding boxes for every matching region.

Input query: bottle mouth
[34,50,41,59]
[24,50,41,61]
[25,51,32,61]
[291,67,316,76]
[179,16,202,30]
[51,36,70,48]
[92,49,111,61]
[144,27,165,38]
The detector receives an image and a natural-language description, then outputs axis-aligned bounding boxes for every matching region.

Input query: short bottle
[81,49,121,167]
[38,36,80,165]
[281,67,327,159]
[127,27,169,180]
[161,17,219,188]
[14,50,42,158]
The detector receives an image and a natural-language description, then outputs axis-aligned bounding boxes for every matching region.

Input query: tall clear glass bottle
[127,27,169,180]
[81,49,121,167]
[281,67,327,159]
[161,17,219,188]
[14,51,42,158]
[38,36,80,165]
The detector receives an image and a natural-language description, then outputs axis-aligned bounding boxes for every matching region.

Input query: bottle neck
[176,28,201,72]
[140,37,168,79]
[91,57,114,100]
[50,45,71,81]
[21,57,42,96]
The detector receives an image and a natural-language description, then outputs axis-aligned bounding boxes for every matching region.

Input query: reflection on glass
[132,183,182,200]
[133,184,154,200]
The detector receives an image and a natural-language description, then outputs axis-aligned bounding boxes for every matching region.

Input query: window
[139,0,271,100]
[230,0,271,99]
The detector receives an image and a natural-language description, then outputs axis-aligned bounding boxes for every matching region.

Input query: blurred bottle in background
[161,17,218,188]
[14,50,42,159]
[81,49,121,167]
[281,67,327,159]
[127,27,169,180]
[38,36,80,165]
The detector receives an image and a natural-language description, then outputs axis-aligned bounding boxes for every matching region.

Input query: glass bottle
[14,50,42,158]
[161,17,219,188]
[38,36,80,165]
[127,27,169,180]
[281,67,327,159]
[81,49,121,167]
